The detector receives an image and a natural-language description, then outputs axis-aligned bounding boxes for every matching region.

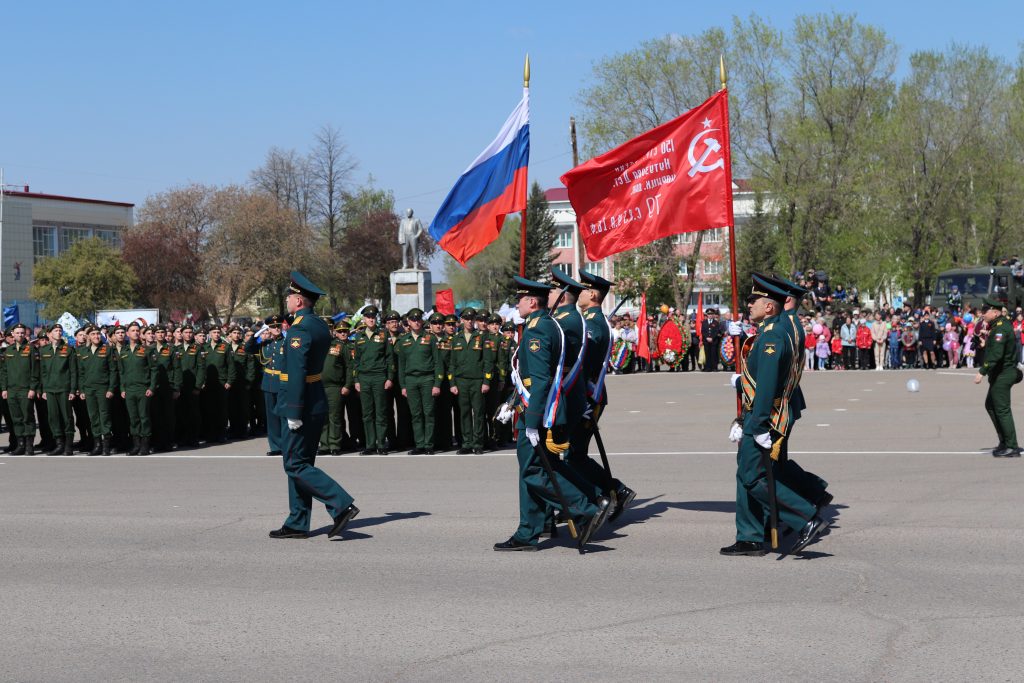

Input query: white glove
[728,423,743,442]
[754,432,772,449]
[728,321,742,336]
[730,373,741,388]
[256,324,270,339]
[525,428,540,447]
[287,418,303,431]
[496,403,515,424]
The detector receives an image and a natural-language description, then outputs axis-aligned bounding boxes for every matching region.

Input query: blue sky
[1,1,1020,229]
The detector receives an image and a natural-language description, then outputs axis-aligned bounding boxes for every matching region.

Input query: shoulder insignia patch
[290,338,302,348]
[555,312,569,319]
[528,338,541,353]
[527,318,539,329]
[764,343,776,355]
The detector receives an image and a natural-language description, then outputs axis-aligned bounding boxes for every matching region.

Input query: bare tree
[250,147,316,228]
[309,124,359,249]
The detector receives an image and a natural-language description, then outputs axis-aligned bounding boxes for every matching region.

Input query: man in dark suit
[701,308,723,372]
[269,272,359,540]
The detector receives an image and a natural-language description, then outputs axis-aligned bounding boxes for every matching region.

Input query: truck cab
[931,266,1024,311]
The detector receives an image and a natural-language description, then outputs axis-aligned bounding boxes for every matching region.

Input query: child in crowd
[816,334,830,370]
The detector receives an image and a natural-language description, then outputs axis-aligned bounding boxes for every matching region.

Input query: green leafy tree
[735,191,777,296]
[31,237,138,318]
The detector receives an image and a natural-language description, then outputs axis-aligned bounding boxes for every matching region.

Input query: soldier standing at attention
[149,326,179,452]
[77,325,118,455]
[1,323,40,455]
[108,325,131,452]
[203,326,231,443]
[395,308,443,455]
[226,326,252,439]
[384,310,413,451]
[340,320,364,451]
[319,320,352,455]
[448,308,494,455]
[974,297,1022,457]
[269,272,359,540]
[494,277,611,552]
[494,321,518,447]
[481,312,503,449]
[119,322,156,456]
[246,315,284,456]
[71,328,94,454]
[353,306,395,455]
[174,326,204,449]
[39,323,78,456]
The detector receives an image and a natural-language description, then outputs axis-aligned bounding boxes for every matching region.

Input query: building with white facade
[0,188,134,324]
[546,180,757,313]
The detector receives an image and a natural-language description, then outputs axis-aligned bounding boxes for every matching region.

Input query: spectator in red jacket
[856,316,873,370]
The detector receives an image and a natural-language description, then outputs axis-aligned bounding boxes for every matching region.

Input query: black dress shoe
[359,448,376,455]
[816,491,834,508]
[377,448,389,456]
[720,541,768,556]
[1002,448,1023,458]
[423,449,435,455]
[577,496,611,550]
[269,525,308,539]
[473,448,484,454]
[993,447,1018,457]
[266,450,282,456]
[608,485,636,523]
[493,536,539,551]
[992,443,1006,455]
[328,504,360,538]
[408,448,423,455]
[456,448,473,455]
[791,516,831,553]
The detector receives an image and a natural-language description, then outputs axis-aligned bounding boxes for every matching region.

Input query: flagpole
[519,54,530,278]
[721,55,739,328]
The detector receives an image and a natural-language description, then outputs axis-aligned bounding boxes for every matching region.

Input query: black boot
[128,436,140,456]
[64,439,74,455]
[25,440,35,456]
[101,435,112,456]
[9,438,24,456]
[138,437,151,456]
[90,438,104,456]
[48,439,65,456]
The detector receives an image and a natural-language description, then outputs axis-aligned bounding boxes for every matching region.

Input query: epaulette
[555,312,569,319]
[527,318,539,329]
[764,323,774,332]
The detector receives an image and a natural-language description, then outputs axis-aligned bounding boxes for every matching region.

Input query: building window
[673,232,696,244]
[94,229,122,248]
[554,226,573,249]
[553,263,572,277]
[584,261,604,278]
[33,225,56,263]
[60,227,91,252]
[705,227,724,243]
[703,260,723,276]
[678,260,688,276]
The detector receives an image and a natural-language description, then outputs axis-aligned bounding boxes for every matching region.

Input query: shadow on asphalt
[309,511,432,539]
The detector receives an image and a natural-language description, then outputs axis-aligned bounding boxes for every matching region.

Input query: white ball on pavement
[906,379,920,393]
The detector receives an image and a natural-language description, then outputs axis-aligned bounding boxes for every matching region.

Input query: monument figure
[398,208,424,270]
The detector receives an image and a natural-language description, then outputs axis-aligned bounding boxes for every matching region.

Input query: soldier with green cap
[148,324,179,451]
[340,321,364,451]
[202,326,231,443]
[974,297,1022,457]
[493,276,611,551]
[39,323,78,455]
[320,319,353,455]
[269,271,358,540]
[448,307,494,454]
[77,325,118,455]
[1,323,41,455]
[494,320,518,447]
[226,325,253,439]
[481,312,504,448]
[174,325,205,449]
[395,308,443,454]
[118,321,157,456]
[383,309,413,451]
[436,313,462,450]
[721,274,830,557]
[352,305,396,454]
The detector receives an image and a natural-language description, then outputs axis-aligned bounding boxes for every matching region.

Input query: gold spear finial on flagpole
[524,54,531,88]
[720,54,726,91]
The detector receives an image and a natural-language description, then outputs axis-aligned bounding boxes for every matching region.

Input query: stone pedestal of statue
[390,269,432,315]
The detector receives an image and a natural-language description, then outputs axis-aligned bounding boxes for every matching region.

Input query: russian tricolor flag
[429,89,529,266]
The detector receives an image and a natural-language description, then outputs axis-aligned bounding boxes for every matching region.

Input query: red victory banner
[435,289,455,315]
[560,90,733,261]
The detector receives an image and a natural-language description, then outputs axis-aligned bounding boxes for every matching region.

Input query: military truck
[929,266,1024,311]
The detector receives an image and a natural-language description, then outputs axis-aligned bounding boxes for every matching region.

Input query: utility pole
[569,117,581,279]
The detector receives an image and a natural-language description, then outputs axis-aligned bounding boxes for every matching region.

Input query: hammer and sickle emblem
[687,128,724,177]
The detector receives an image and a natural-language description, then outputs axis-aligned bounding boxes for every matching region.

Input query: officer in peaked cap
[433,311,459,452]
[393,307,444,454]
[352,301,396,455]
[975,296,1021,457]
[493,276,610,552]
[574,268,636,522]
[269,271,358,540]
[722,274,828,557]
[382,309,412,451]
[320,315,354,455]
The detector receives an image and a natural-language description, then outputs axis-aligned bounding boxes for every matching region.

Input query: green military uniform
[731,276,821,552]
[978,297,1021,456]
[149,337,179,451]
[273,272,357,538]
[496,277,608,552]
[227,334,254,438]
[1,327,41,455]
[320,324,353,453]
[480,312,503,448]
[118,333,156,454]
[433,314,459,451]
[352,307,396,453]
[39,333,78,455]
[174,336,205,448]
[448,308,495,453]
[494,321,517,446]
[202,335,230,442]
[395,309,444,453]
[77,331,118,455]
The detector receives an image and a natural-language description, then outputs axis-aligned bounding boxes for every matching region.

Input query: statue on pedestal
[398,208,424,270]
